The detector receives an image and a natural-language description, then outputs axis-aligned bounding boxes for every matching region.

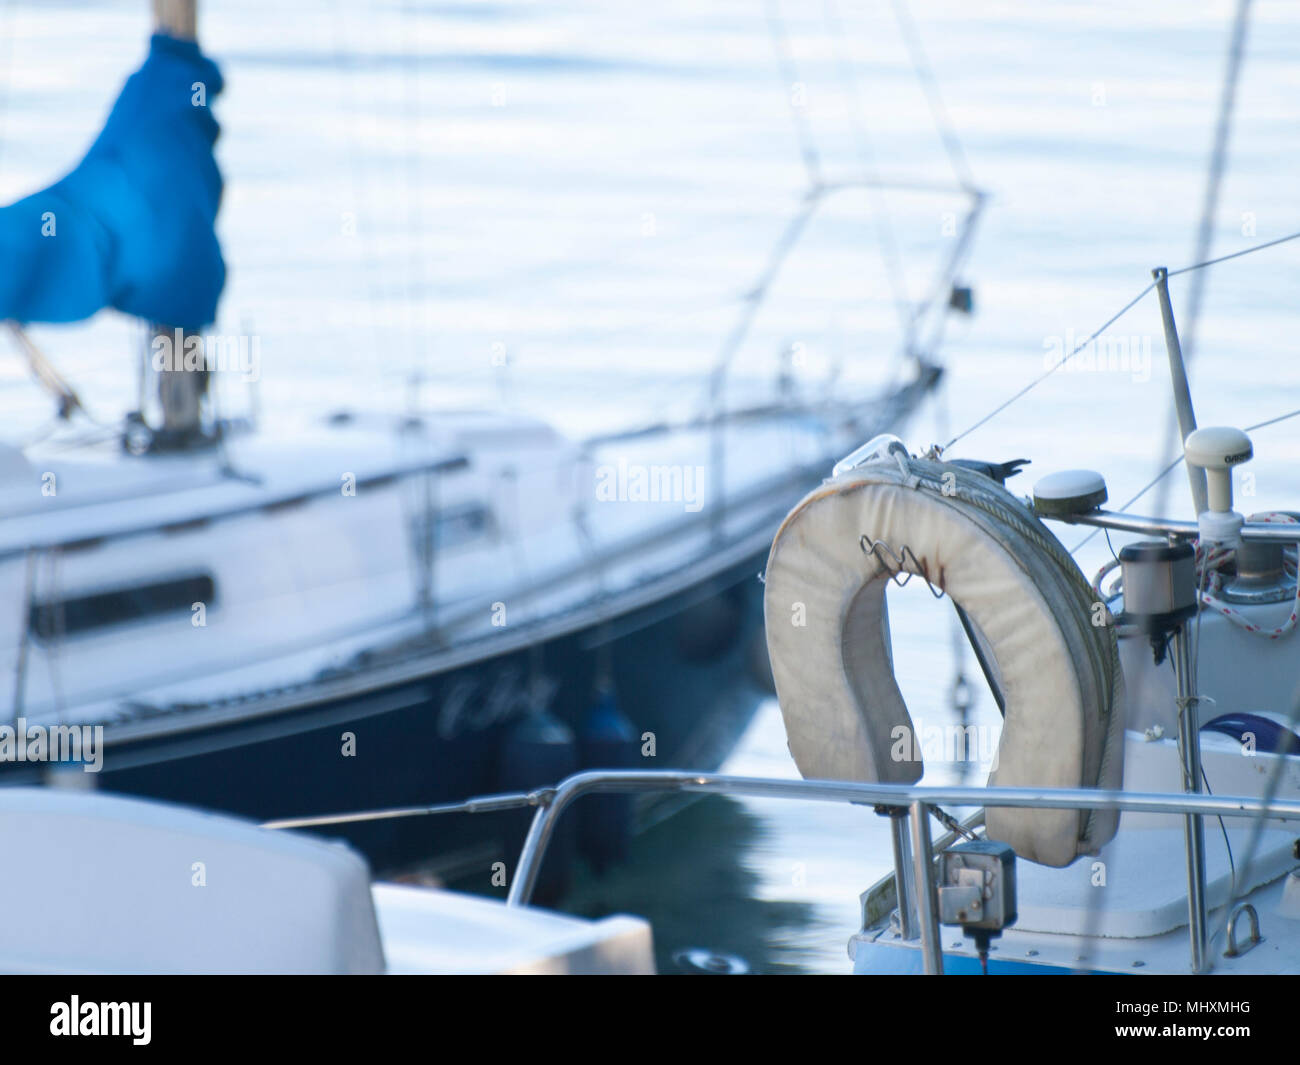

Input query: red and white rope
[1088,513,1299,639]
[1195,513,1300,638]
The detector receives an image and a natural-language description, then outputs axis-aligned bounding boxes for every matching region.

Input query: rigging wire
[331,0,383,369]
[1068,404,1300,555]
[1201,769,1236,888]
[1167,226,1300,278]
[1242,404,1300,434]
[764,0,824,188]
[719,1,979,415]
[888,0,974,194]
[942,280,1157,451]
[707,194,821,411]
[943,225,1300,455]
[820,0,914,346]
[1149,0,1253,522]
[398,0,431,384]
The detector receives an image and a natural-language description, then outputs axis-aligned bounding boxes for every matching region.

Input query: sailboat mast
[149,0,209,446]
[152,0,197,40]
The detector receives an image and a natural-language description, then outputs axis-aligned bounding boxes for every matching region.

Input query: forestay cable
[942,226,1300,454]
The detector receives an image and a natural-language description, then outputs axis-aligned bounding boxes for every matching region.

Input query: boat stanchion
[876,805,917,940]
[499,709,579,904]
[908,799,945,975]
[1118,539,1210,972]
[1171,623,1210,973]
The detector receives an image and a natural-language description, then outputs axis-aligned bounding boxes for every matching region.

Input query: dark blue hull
[15,552,771,889]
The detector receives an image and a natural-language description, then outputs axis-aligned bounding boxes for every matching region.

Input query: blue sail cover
[0,34,225,329]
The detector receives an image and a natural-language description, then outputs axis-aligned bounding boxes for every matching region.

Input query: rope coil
[1091,513,1300,639]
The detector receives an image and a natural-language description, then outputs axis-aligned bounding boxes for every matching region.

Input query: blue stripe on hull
[853,938,1099,975]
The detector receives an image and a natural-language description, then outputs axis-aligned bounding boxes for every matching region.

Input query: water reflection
[561,794,820,975]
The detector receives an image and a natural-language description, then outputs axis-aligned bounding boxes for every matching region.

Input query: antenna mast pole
[1152,267,1209,516]
[1149,0,1251,519]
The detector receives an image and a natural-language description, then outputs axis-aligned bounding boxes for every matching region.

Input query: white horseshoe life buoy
[762,454,1125,867]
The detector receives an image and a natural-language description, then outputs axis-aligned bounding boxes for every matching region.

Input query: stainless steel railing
[264,768,1300,975]
[1061,507,1300,543]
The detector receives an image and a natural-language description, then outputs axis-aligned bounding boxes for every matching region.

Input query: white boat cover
[763,454,1125,867]
[0,786,385,974]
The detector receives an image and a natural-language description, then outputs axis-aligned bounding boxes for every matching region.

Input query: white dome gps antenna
[1183,426,1252,546]
[1152,267,1252,551]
